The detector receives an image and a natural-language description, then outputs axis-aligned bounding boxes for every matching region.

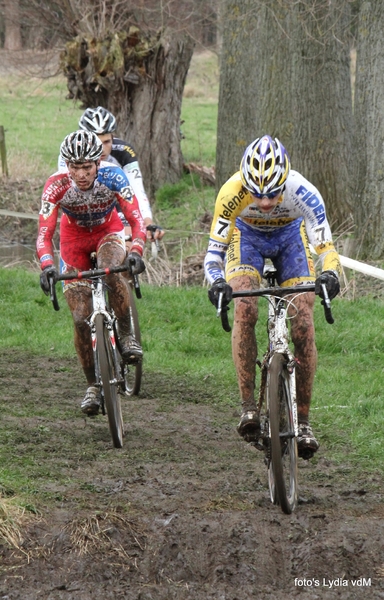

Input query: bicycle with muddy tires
[48,253,142,449]
[217,266,334,514]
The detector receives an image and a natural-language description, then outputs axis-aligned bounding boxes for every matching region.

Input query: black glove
[126,252,145,276]
[315,270,340,301]
[40,266,58,295]
[208,277,233,308]
[146,224,163,239]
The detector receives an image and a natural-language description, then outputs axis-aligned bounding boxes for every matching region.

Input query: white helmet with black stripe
[79,106,116,135]
[60,130,103,163]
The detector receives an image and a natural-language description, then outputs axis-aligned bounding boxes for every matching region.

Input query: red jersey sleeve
[36,173,69,269]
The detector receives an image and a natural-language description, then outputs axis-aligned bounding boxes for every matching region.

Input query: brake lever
[217,291,231,332]
[320,282,334,325]
[146,225,161,258]
[49,276,60,312]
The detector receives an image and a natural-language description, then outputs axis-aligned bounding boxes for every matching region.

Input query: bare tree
[353,1,384,258]
[216,0,354,228]
[3,0,22,50]
[12,0,223,196]
[60,27,194,198]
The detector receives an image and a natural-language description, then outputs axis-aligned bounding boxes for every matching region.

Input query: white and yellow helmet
[240,135,290,195]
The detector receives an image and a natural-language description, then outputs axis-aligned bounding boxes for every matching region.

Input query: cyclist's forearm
[314,243,342,277]
[204,252,226,284]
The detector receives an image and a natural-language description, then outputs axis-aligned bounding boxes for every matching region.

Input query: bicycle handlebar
[48,262,141,311]
[146,224,161,257]
[217,282,334,331]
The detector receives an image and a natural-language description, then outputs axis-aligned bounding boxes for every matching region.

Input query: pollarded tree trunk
[60,28,195,199]
[4,0,22,50]
[110,34,195,201]
[216,0,353,228]
[353,2,384,259]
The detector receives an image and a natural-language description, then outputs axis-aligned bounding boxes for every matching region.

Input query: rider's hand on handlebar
[126,252,146,276]
[40,265,58,295]
[146,224,164,241]
[315,270,340,300]
[208,277,233,308]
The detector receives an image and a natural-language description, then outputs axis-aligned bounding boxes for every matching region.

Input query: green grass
[1,267,384,478]
[0,50,218,178]
[0,75,83,177]
[181,100,218,166]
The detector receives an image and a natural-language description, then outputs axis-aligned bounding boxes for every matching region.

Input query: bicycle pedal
[298,447,315,460]
[124,355,143,365]
[250,440,265,452]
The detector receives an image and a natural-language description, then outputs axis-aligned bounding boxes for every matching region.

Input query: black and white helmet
[79,106,116,134]
[60,130,103,163]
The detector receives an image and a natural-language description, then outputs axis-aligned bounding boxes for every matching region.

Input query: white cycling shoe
[81,386,101,416]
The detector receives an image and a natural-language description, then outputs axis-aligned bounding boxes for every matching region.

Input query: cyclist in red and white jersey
[205,135,342,458]
[58,106,164,245]
[38,130,147,416]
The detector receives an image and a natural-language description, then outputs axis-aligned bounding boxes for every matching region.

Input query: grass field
[0,266,383,476]
[0,50,218,178]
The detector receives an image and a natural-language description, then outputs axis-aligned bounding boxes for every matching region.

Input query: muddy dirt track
[0,350,383,599]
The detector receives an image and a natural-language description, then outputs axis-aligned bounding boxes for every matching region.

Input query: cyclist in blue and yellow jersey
[57,106,164,245]
[204,135,342,459]
[38,130,147,417]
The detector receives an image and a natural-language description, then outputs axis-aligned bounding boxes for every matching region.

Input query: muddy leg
[97,243,129,320]
[231,275,259,413]
[65,286,94,385]
[289,292,317,422]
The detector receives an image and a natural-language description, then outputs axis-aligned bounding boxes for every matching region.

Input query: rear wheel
[267,353,298,514]
[121,283,142,396]
[95,314,124,448]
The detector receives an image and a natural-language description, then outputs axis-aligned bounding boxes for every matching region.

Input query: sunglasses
[253,189,282,199]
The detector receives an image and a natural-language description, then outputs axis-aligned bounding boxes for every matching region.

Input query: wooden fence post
[0,126,9,177]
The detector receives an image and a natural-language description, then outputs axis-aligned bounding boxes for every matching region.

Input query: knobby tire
[122,283,142,396]
[95,314,124,448]
[267,353,298,514]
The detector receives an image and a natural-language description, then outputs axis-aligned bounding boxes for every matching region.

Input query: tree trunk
[3,0,22,50]
[60,28,195,199]
[287,1,354,229]
[354,1,384,259]
[111,34,195,200]
[216,0,287,189]
[216,0,353,228]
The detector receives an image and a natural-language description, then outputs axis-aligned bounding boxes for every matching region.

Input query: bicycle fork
[87,281,122,409]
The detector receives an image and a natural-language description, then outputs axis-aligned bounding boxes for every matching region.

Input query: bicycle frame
[46,255,143,448]
[217,270,333,513]
[261,291,299,438]
[86,269,122,407]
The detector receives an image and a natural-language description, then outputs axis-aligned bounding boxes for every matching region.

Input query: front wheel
[95,314,124,448]
[120,283,142,396]
[267,353,298,514]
